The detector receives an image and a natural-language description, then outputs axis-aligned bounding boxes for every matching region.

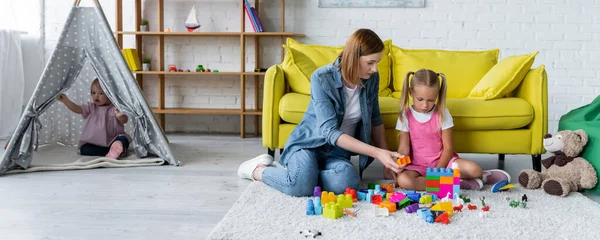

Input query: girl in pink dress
[57,79,130,159]
[392,69,510,191]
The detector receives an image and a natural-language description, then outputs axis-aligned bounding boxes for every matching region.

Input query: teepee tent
[0,0,179,174]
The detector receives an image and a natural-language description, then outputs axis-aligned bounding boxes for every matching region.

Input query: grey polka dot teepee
[0,0,179,174]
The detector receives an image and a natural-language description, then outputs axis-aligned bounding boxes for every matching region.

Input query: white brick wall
[44,0,600,134]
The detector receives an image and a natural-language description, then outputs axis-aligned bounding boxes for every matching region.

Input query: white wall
[44,0,600,134]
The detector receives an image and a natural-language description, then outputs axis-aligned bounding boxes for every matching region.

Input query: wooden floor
[0,134,598,239]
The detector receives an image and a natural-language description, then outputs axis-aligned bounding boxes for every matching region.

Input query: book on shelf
[244,0,263,32]
[121,48,141,71]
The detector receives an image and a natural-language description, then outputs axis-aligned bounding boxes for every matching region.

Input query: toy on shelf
[168,64,177,72]
[196,64,205,72]
[184,5,201,32]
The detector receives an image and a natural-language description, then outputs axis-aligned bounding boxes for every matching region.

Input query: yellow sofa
[262,39,548,171]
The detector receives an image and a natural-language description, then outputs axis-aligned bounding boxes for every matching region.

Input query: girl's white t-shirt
[395,105,454,132]
[340,85,361,137]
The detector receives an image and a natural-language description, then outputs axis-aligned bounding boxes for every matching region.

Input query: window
[0,0,41,35]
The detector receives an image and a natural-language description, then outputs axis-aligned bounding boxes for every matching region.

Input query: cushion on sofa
[391,46,499,98]
[279,94,533,131]
[280,38,392,96]
[467,51,538,100]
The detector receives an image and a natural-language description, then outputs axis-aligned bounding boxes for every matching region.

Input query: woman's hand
[375,149,404,174]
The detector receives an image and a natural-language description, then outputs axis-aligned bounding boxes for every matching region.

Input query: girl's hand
[57,94,67,103]
[114,108,123,117]
[375,149,403,174]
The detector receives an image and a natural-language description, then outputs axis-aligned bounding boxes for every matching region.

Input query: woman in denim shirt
[238,29,402,196]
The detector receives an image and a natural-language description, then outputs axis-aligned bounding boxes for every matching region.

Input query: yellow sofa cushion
[280,94,532,131]
[467,51,538,100]
[280,38,392,96]
[391,46,499,98]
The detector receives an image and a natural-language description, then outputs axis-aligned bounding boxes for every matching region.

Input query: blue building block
[407,193,421,202]
[314,197,323,215]
[417,208,434,223]
[306,199,315,215]
[426,167,454,177]
[357,191,366,201]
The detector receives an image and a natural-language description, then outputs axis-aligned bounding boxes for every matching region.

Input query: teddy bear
[518,129,598,197]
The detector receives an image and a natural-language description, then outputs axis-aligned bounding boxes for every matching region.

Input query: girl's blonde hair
[398,69,448,128]
[338,28,384,87]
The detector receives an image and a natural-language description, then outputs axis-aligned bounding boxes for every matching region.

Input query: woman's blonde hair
[338,29,384,87]
[398,69,448,128]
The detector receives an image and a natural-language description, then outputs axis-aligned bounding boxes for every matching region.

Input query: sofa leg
[268,149,275,158]
[498,154,505,170]
[532,154,542,172]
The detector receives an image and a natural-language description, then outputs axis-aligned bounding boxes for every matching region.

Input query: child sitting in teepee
[57,78,130,159]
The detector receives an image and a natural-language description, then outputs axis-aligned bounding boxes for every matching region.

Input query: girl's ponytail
[398,71,414,124]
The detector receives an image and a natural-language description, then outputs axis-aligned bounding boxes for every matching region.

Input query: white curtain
[0,30,25,140]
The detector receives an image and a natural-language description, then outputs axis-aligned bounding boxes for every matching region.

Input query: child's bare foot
[105,141,124,159]
[383,167,396,180]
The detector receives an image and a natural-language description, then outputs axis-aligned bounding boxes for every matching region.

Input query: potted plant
[140,19,149,31]
[142,57,151,71]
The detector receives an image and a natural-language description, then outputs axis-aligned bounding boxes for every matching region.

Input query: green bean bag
[558,96,600,195]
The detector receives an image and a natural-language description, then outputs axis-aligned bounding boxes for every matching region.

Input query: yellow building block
[431,202,453,217]
[323,202,343,220]
[337,194,353,209]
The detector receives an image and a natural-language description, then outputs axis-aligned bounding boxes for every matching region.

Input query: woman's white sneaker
[237,154,274,180]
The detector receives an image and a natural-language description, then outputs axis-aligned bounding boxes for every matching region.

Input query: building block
[431,202,453,217]
[371,194,383,204]
[306,199,315,215]
[389,192,406,203]
[419,194,432,204]
[407,193,421,202]
[435,212,450,224]
[440,176,454,184]
[368,182,378,189]
[417,208,434,223]
[405,203,420,213]
[337,194,353,209]
[426,167,460,199]
[373,207,389,217]
[314,197,323,215]
[323,202,343,220]
[380,184,394,194]
[357,191,367,201]
[379,201,397,213]
[397,198,411,209]
[344,188,358,202]
[396,156,411,165]
[321,191,336,205]
[313,186,321,198]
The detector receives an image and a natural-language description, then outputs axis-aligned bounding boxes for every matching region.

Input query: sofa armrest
[513,65,548,155]
[262,65,286,150]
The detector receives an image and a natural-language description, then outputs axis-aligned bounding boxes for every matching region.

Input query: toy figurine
[479,196,486,207]
[522,194,528,202]
[299,229,322,238]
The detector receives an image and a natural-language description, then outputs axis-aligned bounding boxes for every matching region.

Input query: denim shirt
[280,58,384,178]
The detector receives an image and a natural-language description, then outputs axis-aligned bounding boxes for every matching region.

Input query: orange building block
[379,201,397,213]
[380,184,394,194]
[396,156,411,165]
[440,176,454,184]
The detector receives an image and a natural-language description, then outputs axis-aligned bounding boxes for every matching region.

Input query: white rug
[208,181,600,239]
[6,157,165,174]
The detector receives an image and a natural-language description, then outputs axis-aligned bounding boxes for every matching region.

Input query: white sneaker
[237,154,274,180]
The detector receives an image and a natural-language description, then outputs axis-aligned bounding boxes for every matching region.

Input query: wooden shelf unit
[114,0,304,138]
